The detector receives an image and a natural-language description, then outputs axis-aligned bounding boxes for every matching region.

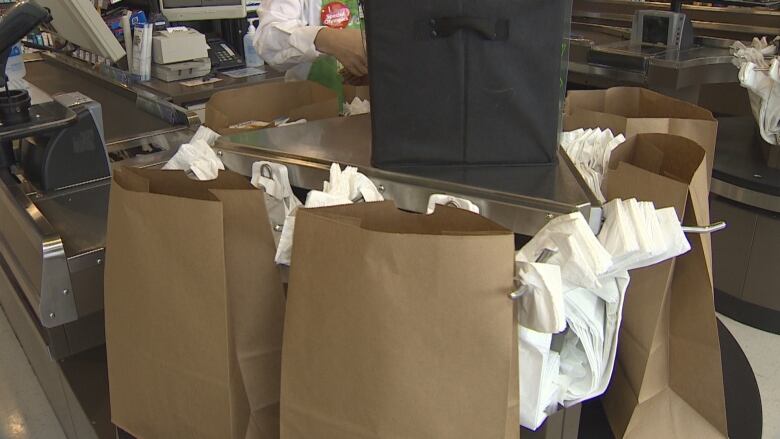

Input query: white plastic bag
[515,262,566,334]
[426,194,480,214]
[516,199,692,428]
[251,162,302,248]
[163,126,224,181]
[274,163,384,265]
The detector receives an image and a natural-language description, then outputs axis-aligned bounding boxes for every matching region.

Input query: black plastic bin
[364,0,571,168]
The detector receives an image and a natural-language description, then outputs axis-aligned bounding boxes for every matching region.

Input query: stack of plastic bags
[163,126,224,180]
[560,129,626,202]
[515,198,692,430]
[732,36,780,146]
[272,163,384,265]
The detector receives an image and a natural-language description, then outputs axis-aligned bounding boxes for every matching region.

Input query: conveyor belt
[25,60,173,143]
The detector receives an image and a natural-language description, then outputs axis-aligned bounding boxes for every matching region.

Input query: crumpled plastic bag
[344,97,371,116]
[317,163,384,204]
[733,36,780,145]
[731,36,778,69]
[162,126,224,181]
[426,194,480,214]
[275,163,384,265]
[190,125,221,146]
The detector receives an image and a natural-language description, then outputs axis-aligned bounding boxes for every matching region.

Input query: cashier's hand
[315,28,368,77]
[341,69,369,86]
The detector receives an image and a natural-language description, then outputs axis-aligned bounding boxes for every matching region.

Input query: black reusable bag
[365,0,570,168]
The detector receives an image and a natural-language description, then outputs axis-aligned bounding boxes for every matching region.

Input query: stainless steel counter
[220,115,601,236]
[568,22,738,98]
[25,60,175,143]
[135,67,285,106]
[565,0,780,103]
[573,0,780,41]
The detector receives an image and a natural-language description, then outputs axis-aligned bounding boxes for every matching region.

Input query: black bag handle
[428,17,509,41]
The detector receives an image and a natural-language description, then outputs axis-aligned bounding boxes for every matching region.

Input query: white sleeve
[256,0,325,72]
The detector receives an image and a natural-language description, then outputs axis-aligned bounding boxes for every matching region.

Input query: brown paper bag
[281,202,518,439]
[206,80,339,135]
[564,87,718,186]
[602,134,727,438]
[105,167,286,439]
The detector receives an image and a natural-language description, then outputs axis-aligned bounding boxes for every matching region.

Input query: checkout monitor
[35,0,125,62]
[159,0,247,21]
[641,15,671,46]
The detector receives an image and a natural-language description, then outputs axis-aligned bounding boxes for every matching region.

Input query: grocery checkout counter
[0,1,774,438]
[567,0,780,337]
[567,0,780,113]
[0,49,602,439]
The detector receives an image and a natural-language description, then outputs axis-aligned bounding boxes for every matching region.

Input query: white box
[152,29,208,65]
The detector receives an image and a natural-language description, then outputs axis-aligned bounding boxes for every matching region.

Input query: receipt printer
[152,28,208,64]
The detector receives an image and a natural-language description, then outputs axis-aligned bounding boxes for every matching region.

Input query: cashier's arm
[314,28,367,76]
[257,0,367,76]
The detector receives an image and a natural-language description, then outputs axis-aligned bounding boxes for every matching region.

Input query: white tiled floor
[0,309,66,439]
[719,314,780,439]
[0,309,777,439]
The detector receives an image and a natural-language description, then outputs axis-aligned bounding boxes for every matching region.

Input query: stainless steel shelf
[219,115,601,237]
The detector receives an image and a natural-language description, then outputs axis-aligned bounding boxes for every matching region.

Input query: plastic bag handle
[681,221,727,234]
[509,249,557,301]
[260,163,273,180]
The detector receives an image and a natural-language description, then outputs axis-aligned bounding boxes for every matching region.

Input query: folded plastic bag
[598,199,640,268]
[561,272,628,406]
[519,327,562,430]
[600,200,691,274]
[561,288,604,401]
[518,213,612,292]
[562,128,626,201]
[575,163,606,202]
[636,207,692,267]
